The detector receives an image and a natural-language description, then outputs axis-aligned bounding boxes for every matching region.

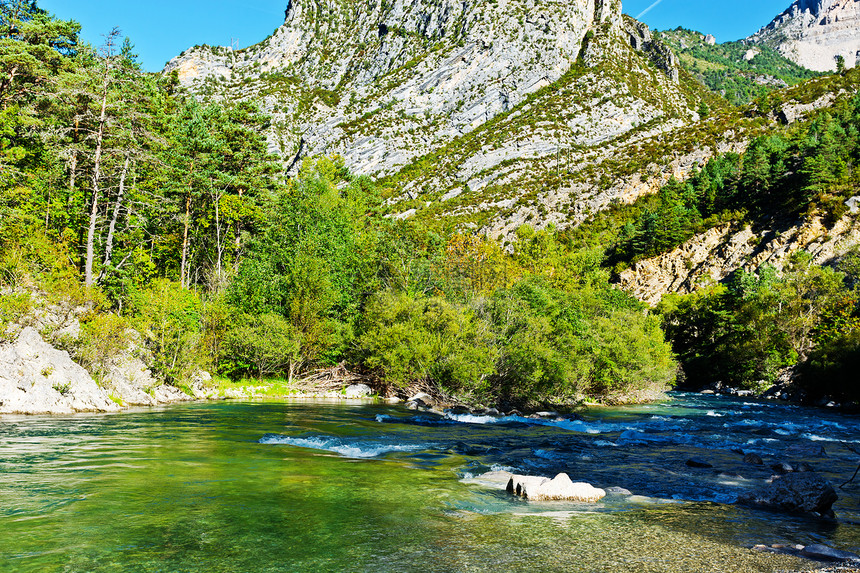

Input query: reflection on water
[0,394,857,572]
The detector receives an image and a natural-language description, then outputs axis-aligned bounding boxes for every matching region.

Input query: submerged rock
[771,462,795,474]
[755,542,860,564]
[686,459,713,469]
[743,453,764,465]
[801,544,860,563]
[738,472,838,518]
[786,443,826,458]
[507,473,606,502]
[605,486,633,496]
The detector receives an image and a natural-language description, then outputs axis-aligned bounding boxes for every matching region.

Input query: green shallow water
[0,400,845,572]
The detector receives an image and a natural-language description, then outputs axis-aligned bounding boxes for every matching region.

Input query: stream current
[1,393,858,572]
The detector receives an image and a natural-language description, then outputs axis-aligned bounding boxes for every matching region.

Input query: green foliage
[611,95,860,268]
[229,156,380,367]
[489,278,675,405]
[803,328,860,402]
[358,291,498,394]
[221,312,302,380]
[0,291,30,341]
[75,313,130,381]
[658,253,855,390]
[659,28,821,106]
[131,280,204,386]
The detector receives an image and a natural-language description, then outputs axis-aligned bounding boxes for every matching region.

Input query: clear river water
[1,392,859,572]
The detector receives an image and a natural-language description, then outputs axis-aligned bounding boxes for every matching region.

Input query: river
[1,393,858,572]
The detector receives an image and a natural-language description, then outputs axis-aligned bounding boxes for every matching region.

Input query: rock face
[506,473,606,502]
[738,472,838,517]
[619,208,860,306]
[0,327,120,414]
[0,302,214,414]
[163,1,719,240]
[167,0,625,177]
[749,0,860,71]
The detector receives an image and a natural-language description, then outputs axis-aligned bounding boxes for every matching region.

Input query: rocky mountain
[749,0,860,72]
[166,0,731,237]
[165,0,860,298]
[167,0,626,176]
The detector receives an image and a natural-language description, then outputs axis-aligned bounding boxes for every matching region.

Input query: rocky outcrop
[0,327,120,414]
[624,17,679,82]
[738,472,838,517]
[619,209,860,306]
[166,0,626,177]
[0,298,215,414]
[506,472,607,502]
[749,0,860,71]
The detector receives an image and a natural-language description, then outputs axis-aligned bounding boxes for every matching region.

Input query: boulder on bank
[0,327,120,414]
[507,473,606,502]
[344,384,372,398]
[737,472,838,517]
[406,392,437,410]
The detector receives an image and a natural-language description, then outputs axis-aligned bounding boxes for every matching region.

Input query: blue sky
[40,0,795,72]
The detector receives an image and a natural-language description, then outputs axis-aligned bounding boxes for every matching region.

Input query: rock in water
[344,384,372,398]
[743,453,764,465]
[801,544,860,563]
[686,459,713,468]
[407,392,436,409]
[506,475,549,496]
[737,472,838,517]
[771,461,795,474]
[507,473,606,502]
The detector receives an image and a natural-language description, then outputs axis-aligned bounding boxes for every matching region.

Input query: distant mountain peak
[749,0,860,71]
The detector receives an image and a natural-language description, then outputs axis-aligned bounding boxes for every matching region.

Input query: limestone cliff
[167,0,625,175]
[749,0,860,72]
[619,208,860,306]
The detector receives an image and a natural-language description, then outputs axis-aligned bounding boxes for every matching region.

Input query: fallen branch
[840,463,860,489]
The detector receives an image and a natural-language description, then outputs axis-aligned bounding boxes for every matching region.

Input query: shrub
[358,291,497,395]
[221,312,302,380]
[0,292,32,341]
[131,280,205,386]
[75,313,132,381]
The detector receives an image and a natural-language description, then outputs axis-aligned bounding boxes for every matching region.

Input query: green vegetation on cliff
[659,28,822,106]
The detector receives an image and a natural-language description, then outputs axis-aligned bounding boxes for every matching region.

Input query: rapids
[1,393,858,572]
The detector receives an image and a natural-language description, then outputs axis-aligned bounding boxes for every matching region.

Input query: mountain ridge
[749,0,860,72]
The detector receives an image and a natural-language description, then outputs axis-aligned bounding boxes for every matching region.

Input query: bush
[131,280,205,385]
[490,278,676,405]
[584,311,678,400]
[802,328,860,402]
[358,291,497,395]
[0,292,32,341]
[75,313,132,381]
[221,312,302,380]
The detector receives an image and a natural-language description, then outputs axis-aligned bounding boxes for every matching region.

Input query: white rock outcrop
[619,211,860,306]
[506,472,606,502]
[749,0,860,71]
[0,327,120,414]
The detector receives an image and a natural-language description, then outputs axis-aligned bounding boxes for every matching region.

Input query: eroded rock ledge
[0,327,209,415]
